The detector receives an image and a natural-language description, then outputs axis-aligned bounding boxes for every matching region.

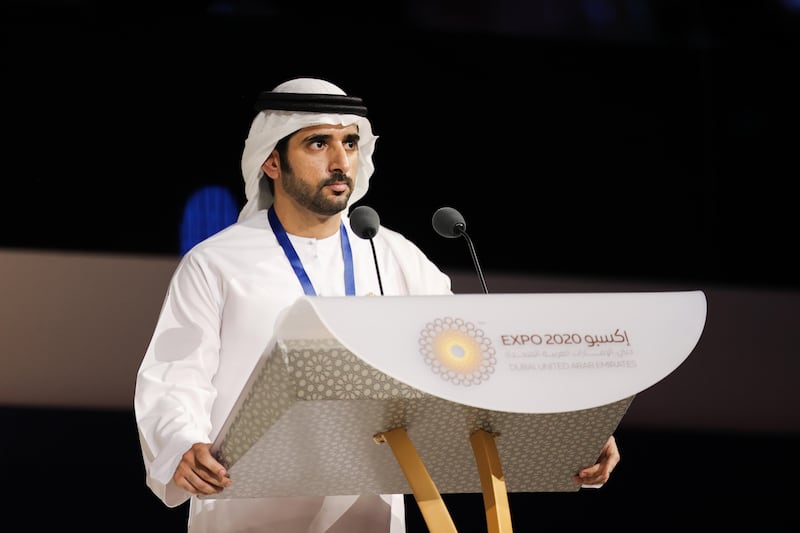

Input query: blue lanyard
[268,206,355,296]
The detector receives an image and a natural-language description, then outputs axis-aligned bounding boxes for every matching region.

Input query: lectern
[208,291,707,532]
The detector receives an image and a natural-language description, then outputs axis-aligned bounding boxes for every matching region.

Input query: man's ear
[261,151,279,178]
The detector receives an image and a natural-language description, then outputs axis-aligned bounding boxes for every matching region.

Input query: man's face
[276,123,360,216]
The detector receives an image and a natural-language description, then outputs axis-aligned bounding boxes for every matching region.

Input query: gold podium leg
[470,429,513,533]
[374,427,458,533]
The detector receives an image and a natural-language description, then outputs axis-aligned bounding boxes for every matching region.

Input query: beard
[281,169,353,216]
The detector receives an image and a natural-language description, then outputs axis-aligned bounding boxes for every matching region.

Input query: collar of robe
[267,205,355,296]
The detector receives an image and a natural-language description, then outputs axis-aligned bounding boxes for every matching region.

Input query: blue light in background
[785,0,800,11]
[583,0,615,26]
[180,185,239,256]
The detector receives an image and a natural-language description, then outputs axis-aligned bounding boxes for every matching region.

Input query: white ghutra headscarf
[238,77,378,222]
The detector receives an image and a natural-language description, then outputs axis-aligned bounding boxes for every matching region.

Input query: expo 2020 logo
[419,317,497,386]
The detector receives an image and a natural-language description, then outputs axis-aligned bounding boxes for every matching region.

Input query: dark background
[3,0,799,288]
[2,1,798,531]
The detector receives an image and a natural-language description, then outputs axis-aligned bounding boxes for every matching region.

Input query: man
[134,77,619,532]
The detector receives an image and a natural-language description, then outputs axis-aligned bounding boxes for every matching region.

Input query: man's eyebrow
[303,132,361,144]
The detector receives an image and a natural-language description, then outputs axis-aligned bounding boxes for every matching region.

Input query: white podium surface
[209,291,706,499]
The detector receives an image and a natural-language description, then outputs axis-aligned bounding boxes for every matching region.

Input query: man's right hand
[173,442,233,496]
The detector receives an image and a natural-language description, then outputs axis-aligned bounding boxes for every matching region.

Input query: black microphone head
[349,205,380,239]
[432,207,466,238]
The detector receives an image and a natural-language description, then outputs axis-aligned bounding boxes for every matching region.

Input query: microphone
[349,205,384,295]
[432,207,489,294]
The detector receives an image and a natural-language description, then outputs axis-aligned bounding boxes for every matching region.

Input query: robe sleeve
[134,252,223,507]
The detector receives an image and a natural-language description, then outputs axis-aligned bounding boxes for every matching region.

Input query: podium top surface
[273,290,707,414]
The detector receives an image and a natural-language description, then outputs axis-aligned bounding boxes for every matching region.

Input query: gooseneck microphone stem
[432,207,490,295]
[349,205,385,296]
[368,239,384,295]
[458,228,489,294]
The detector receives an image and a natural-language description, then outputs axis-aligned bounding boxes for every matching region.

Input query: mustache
[322,173,353,187]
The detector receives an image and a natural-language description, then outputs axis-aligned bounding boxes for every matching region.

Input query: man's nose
[328,144,352,174]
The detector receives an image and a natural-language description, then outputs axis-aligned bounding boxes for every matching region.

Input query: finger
[188,461,231,490]
[190,444,232,487]
[176,461,229,494]
[575,465,599,484]
[575,462,609,485]
[181,471,227,496]
[174,459,231,494]
[196,447,229,478]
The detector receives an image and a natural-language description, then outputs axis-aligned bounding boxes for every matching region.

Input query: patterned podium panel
[211,338,633,499]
